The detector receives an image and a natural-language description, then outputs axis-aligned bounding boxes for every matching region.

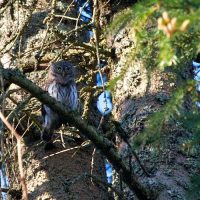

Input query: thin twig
[113,121,152,177]
[0,0,17,16]
[71,140,91,157]
[90,147,96,184]
[7,96,42,130]
[97,116,104,130]
[92,0,108,114]
[75,0,90,33]
[20,22,93,58]
[88,174,127,200]
[0,0,38,54]
[42,140,91,160]
[0,65,9,193]
[54,14,79,21]
[0,111,28,200]
[92,0,104,89]
[57,0,75,27]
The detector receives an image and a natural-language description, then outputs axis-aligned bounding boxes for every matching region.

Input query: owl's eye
[57,66,62,71]
[65,67,69,71]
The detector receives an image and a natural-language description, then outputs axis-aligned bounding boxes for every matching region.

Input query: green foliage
[178,110,200,155]
[107,8,134,35]
[107,0,200,196]
[180,111,200,135]
[107,0,200,72]
[106,0,160,91]
[107,0,200,128]
[107,0,157,36]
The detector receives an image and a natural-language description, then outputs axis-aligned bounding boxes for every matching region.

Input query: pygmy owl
[41,60,78,148]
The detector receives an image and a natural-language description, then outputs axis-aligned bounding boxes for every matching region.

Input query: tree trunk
[24,142,108,200]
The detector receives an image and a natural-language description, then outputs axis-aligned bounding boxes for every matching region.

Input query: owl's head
[50,60,76,85]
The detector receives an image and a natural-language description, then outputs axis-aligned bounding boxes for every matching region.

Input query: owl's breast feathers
[47,81,78,110]
[41,60,77,147]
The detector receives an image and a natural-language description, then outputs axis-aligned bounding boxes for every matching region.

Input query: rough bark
[25,143,108,200]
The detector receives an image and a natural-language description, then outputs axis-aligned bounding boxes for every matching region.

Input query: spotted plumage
[41,60,78,148]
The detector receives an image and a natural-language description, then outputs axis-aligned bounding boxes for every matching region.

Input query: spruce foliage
[107,0,200,141]
[107,0,200,197]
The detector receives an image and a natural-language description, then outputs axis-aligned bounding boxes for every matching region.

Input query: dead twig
[57,0,75,27]
[75,0,90,33]
[0,111,28,200]
[54,14,78,21]
[90,147,96,184]
[0,0,38,54]
[42,140,91,160]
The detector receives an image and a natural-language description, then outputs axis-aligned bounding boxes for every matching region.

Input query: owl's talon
[44,142,57,151]
[41,129,52,142]
[41,134,52,143]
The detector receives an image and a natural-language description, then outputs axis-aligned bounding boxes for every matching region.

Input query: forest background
[0,0,200,200]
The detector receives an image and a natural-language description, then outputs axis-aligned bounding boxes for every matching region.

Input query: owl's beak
[62,71,65,77]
